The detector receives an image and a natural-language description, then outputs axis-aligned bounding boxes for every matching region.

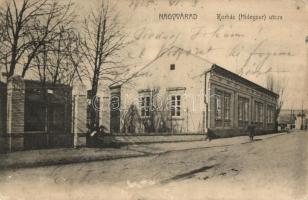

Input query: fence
[116,106,205,135]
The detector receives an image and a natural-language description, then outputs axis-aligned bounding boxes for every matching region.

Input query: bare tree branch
[0,0,75,80]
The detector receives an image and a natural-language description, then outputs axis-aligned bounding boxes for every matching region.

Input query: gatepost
[72,83,87,147]
[6,76,25,151]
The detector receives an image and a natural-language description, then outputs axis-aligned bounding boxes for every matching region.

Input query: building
[278,109,296,130]
[278,109,308,130]
[0,76,88,152]
[104,48,278,138]
[295,115,308,130]
[295,110,308,130]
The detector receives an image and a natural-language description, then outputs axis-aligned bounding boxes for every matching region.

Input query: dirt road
[0,132,307,200]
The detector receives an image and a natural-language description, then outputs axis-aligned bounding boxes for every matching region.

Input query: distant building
[278,109,296,129]
[295,111,308,130]
[278,109,308,130]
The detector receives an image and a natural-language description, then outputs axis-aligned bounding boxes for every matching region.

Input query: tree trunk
[87,78,99,146]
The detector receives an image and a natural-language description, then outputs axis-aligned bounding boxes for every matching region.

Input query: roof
[109,46,279,99]
[210,64,279,98]
[109,46,213,88]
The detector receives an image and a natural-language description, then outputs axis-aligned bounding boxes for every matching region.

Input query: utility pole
[290,109,292,129]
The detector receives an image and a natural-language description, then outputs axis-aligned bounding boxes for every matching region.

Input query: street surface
[0,132,308,200]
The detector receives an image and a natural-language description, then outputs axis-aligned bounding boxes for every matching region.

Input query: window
[244,101,249,121]
[260,105,263,122]
[224,93,231,120]
[170,64,175,70]
[267,107,270,123]
[215,93,222,120]
[267,105,274,124]
[255,101,264,124]
[170,95,181,117]
[238,97,249,126]
[215,91,231,121]
[271,108,274,123]
[139,95,151,117]
[215,90,231,127]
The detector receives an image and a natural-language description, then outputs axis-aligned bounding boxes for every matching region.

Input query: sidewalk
[124,132,288,154]
[0,148,145,169]
[0,132,287,170]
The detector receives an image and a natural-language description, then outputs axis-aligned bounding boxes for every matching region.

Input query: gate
[23,81,73,150]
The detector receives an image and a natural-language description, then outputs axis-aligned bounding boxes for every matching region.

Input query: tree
[79,0,127,132]
[266,74,286,131]
[0,0,74,80]
[32,27,85,86]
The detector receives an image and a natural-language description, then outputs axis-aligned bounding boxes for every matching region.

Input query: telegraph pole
[301,101,304,130]
[304,36,308,130]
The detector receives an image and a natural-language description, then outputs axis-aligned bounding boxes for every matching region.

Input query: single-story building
[103,47,278,138]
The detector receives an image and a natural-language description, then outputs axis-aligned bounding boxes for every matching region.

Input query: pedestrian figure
[247,121,255,142]
[205,131,212,142]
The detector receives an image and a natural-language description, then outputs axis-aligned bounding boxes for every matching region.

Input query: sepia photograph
[0,0,307,199]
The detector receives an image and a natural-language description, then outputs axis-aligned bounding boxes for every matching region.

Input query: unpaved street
[0,132,308,200]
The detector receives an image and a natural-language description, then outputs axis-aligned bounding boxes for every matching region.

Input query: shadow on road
[160,165,216,184]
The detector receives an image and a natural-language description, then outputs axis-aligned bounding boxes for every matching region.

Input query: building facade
[206,65,278,137]
[105,49,278,137]
[0,76,88,152]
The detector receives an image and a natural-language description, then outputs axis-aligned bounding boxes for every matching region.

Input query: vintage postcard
[0,0,307,199]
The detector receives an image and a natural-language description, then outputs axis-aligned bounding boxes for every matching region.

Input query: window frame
[255,101,264,124]
[215,92,222,121]
[214,89,232,127]
[238,96,249,127]
[139,93,152,118]
[170,94,181,117]
[223,93,231,121]
[267,105,274,124]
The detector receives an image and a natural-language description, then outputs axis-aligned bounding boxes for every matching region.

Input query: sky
[73,0,307,110]
[1,0,307,109]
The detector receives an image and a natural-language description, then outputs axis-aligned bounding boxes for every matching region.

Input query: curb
[0,152,146,170]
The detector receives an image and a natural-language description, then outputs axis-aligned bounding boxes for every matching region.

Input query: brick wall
[6,76,25,151]
[7,77,25,135]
